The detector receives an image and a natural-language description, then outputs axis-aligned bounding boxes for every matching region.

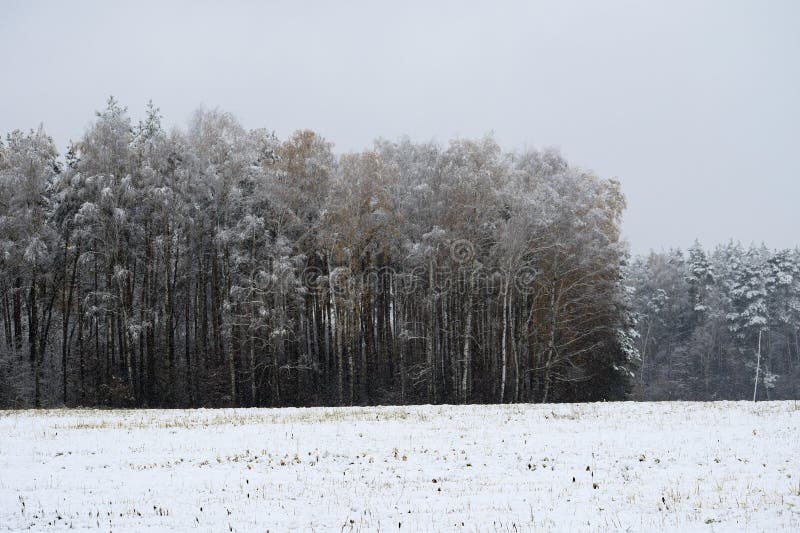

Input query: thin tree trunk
[13,277,22,354]
[499,277,508,404]
[427,258,436,403]
[461,278,473,402]
[753,329,762,402]
[62,243,79,404]
[30,263,40,407]
[510,290,519,403]
[77,273,85,404]
[185,264,194,406]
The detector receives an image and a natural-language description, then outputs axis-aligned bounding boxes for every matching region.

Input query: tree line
[629,242,800,401]
[0,98,637,407]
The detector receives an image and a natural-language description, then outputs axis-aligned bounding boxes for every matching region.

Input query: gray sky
[1,0,798,254]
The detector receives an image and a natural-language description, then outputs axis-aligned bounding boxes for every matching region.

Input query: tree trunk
[185,264,194,406]
[461,278,473,403]
[77,274,85,404]
[542,365,552,403]
[62,243,79,404]
[30,263,40,407]
[499,277,508,404]
[12,277,22,353]
[427,258,436,403]
[753,329,762,402]
[510,290,519,403]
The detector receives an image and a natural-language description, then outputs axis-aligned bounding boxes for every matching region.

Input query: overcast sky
[1,0,798,254]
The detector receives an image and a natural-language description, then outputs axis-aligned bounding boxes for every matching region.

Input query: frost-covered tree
[0,126,60,406]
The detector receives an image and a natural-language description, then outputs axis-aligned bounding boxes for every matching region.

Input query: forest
[0,98,796,407]
[629,243,800,401]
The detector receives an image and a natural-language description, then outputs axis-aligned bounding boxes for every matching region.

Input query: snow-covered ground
[0,402,798,532]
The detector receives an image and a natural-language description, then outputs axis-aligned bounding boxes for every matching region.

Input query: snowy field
[0,402,798,532]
